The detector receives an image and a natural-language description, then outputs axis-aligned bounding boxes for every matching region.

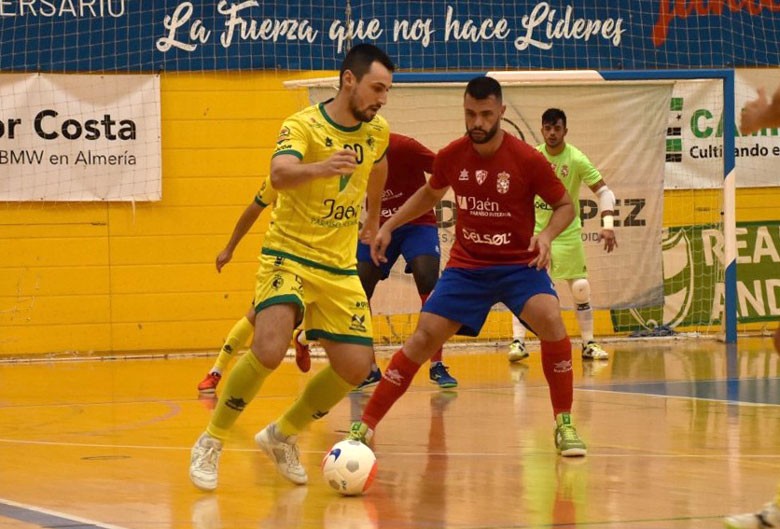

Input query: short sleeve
[254,175,277,207]
[272,116,308,160]
[429,151,449,190]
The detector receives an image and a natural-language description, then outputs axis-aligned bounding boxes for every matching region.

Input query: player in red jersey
[346,75,588,457]
[354,133,456,390]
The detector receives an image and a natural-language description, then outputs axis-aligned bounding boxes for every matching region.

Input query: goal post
[286,69,738,345]
[598,69,737,344]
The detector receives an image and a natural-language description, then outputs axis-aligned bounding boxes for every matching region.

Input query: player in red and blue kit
[347,76,588,457]
[355,133,457,390]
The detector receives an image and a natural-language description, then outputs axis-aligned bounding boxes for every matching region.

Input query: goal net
[294,71,734,347]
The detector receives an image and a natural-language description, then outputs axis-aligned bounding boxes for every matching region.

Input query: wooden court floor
[0,337,778,529]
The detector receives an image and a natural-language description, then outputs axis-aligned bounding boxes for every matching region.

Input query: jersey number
[344,143,364,164]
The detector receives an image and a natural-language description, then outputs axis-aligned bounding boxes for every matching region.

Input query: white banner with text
[0,73,161,201]
[308,82,671,314]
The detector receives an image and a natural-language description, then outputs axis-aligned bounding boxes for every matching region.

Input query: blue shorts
[423,265,557,337]
[357,224,440,279]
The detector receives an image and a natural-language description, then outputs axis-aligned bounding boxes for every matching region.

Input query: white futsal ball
[321,439,377,496]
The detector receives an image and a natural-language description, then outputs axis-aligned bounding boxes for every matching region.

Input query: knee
[405,327,440,363]
[415,273,438,295]
[251,348,283,371]
[251,337,289,370]
[532,311,567,342]
[570,278,591,309]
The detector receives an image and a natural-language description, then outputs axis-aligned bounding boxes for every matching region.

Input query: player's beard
[349,93,378,123]
[467,120,500,144]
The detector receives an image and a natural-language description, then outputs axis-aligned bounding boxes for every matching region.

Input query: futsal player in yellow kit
[188,43,395,491]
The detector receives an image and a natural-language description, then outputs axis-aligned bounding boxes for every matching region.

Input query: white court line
[0,437,778,460]
[0,497,131,529]
[577,385,780,407]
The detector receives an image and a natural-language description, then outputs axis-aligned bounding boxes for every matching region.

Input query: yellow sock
[276,365,354,437]
[775,481,780,505]
[207,352,271,441]
[212,317,254,374]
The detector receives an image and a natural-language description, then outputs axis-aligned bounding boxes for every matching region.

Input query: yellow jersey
[263,102,390,274]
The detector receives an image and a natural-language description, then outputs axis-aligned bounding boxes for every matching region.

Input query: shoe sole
[197,387,217,394]
[582,355,609,360]
[430,379,458,389]
[508,354,529,363]
[559,448,587,457]
[189,472,217,491]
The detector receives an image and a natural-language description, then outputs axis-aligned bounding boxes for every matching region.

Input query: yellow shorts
[254,255,373,346]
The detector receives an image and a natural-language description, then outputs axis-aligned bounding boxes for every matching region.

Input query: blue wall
[1,1,778,71]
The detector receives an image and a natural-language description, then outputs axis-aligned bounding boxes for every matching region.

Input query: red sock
[420,293,444,363]
[541,336,574,416]
[362,348,421,429]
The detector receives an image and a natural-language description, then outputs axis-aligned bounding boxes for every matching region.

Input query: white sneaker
[724,502,780,529]
[508,340,529,363]
[189,432,223,491]
[255,423,308,485]
[582,341,609,360]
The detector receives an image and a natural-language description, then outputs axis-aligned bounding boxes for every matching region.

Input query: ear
[342,69,356,88]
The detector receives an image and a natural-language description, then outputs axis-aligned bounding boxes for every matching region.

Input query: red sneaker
[293,329,311,373]
[197,372,221,393]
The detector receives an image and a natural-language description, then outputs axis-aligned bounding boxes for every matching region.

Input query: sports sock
[362,348,421,429]
[212,316,253,373]
[512,315,527,343]
[541,336,574,416]
[575,305,595,344]
[276,365,354,436]
[420,293,444,363]
[207,351,271,440]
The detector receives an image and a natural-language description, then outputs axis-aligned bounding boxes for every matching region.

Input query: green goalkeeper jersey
[534,143,603,240]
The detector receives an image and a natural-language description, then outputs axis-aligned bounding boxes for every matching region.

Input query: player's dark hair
[339,44,395,87]
[542,108,567,127]
[465,76,502,102]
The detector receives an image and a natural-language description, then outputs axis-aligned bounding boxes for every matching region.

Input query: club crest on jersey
[560,164,570,178]
[475,169,488,185]
[325,137,333,147]
[496,171,510,194]
[458,169,469,181]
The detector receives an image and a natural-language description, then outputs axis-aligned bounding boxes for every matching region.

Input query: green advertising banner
[612,221,780,332]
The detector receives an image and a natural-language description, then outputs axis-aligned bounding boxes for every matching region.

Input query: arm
[528,192,575,271]
[270,149,358,190]
[359,156,388,244]
[216,201,264,272]
[740,85,780,135]
[589,179,618,253]
[371,182,448,265]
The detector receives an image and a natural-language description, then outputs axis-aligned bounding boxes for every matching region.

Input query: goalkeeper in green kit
[509,108,617,363]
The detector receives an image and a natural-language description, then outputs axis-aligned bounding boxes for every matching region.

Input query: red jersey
[380,133,437,227]
[430,133,566,268]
